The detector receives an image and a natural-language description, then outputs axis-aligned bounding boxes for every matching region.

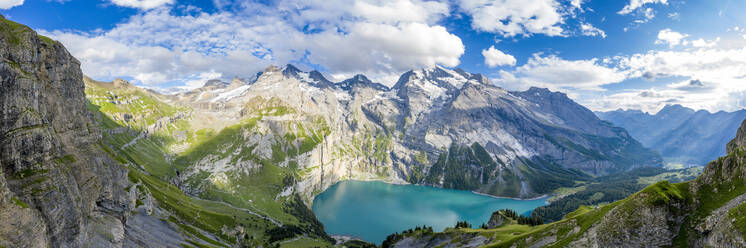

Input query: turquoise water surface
[312,180,548,244]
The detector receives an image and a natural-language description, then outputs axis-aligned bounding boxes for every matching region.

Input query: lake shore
[470,191,551,201]
[338,179,552,202]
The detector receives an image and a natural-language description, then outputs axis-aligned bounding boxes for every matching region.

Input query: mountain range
[598,105,746,167]
[5,15,745,248]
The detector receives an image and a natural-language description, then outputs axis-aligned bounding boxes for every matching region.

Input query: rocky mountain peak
[204,79,228,88]
[112,78,132,88]
[309,70,332,85]
[259,64,334,88]
[658,104,695,116]
[468,72,491,85]
[262,64,283,74]
[727,119,746,153]
[281,64,302,78]
[524,86,565,97]
[228,77,247,88]
[392,66,490,95]
[337,74,388,91]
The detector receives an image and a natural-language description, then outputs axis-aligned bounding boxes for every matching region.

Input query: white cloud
[641,7,655,22]
[618,0,667,15]
[570,0,583,10]
[489,44,746,113]
[110,0,173,9]
[44,1,465,86]
[494,54,625,91]
[580,22,606,38]
[306,22,464,75]
[667,12,679,20]
[352,0,449,24]
[482,46,516,67]
[618,47,746,89]
[0,0,23,9]
[655,29,688,47]
[589,87,746,114]
[179,71,224,90]
[457,0,569,37]
[596,46,746,112]
[691,37,720,48]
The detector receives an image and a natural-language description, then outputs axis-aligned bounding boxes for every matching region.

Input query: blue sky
[3,0,746,113]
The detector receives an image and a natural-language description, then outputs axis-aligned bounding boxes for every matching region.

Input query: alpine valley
[598,105,746,167]
[2,14,746,248]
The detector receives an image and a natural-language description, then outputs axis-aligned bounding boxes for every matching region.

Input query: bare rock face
[728,119,746,154]
[487,211,508,229]
[0,16,132,247]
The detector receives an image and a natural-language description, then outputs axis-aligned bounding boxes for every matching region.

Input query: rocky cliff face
[0,16,133,247]
[390,119,746,248]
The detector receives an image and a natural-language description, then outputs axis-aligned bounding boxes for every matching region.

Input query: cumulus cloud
[618,0,667,15]
[655,29,688,47]
[482,46,516,67]
[352,0,449,24]
[592,45,746,112]
[494,54,625,91]
[457,0,572,37]
[110,0,173,9]
[580,22,606,38]
[589,86,746,114]
[492,41,746,113]
[0,0,23,9]
[691,37,720,48]
[617,47,746,85]
[44,0,465,88]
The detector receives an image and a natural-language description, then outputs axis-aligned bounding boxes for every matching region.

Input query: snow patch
[211,85,250,102]
[334,90,351,101]
[463,129,536,159]
[414,78,447,100]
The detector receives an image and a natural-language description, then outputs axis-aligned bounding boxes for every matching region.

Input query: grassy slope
[534,166,701,223]
[86,84,336,247]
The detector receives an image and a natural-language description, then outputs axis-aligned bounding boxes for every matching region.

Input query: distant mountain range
[597,105,746,167]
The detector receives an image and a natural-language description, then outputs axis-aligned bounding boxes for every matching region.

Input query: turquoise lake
[312,180,548,244]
